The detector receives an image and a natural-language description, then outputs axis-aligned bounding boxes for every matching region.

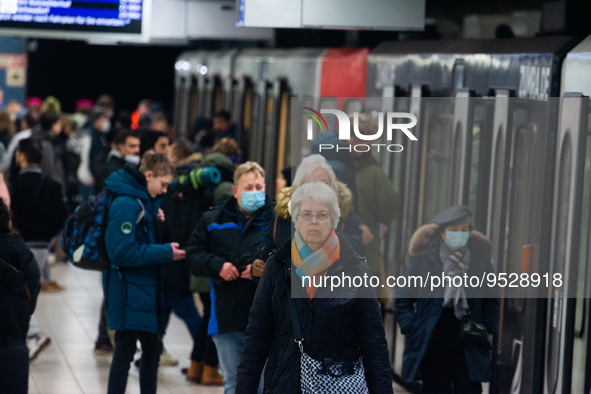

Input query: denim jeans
[107,330,163,394]
[212,332,264,394]
[162,289,201,339]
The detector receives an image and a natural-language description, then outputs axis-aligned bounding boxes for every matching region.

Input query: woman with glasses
[235,181,392,394]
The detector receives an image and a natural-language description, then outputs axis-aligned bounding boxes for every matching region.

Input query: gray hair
[291,181,341,229]
[292,154,338,196]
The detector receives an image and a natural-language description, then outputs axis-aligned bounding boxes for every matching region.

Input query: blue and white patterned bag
[285,266,369,394]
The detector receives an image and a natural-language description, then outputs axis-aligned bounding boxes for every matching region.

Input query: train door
[249,80,269,167]
[234,77,253,160]
[416,91,455,226]
[205,76,223,118]
[449,89,475,206]
[545,93,589,394]
[263,79,291,198]
[400,84,427,267]
[484,90,560,394]
[173,76,189,140]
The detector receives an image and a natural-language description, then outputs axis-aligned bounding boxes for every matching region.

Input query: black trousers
[0,345,29,394]
[421,344,482,394]
[191,292,218,367]
[107,330,163,394]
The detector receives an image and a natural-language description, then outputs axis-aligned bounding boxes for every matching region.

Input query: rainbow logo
[302,107,328,131]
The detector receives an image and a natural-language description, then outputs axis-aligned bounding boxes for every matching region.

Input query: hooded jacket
[186,196,274,335]
[102,164,173,335]
[394,224,500,383]
[272,181,365,256]
[235,236,393,394]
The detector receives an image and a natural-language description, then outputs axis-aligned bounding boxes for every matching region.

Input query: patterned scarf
[439,239,471,319]
[291,229,340,299]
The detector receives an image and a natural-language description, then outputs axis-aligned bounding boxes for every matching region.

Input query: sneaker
[159,348,179,367]
[28,334,51,362]
[94,342,114,355]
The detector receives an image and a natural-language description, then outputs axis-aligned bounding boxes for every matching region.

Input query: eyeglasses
[298,212,330,222]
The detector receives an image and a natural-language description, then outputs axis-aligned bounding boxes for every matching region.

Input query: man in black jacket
[10,138,69,292]
[95,130,141,193]
[186,161,274,394]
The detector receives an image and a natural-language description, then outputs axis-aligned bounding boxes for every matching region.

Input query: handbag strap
[284,264,304,351]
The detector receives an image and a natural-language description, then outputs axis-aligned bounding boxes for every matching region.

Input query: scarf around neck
[439,239,471,319]
[291,229,340,299]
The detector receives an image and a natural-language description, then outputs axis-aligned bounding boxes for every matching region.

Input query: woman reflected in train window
[395,205,500,394]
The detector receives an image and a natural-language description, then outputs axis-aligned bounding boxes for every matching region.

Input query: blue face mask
[240,191,265,212]
[445,231,470,250]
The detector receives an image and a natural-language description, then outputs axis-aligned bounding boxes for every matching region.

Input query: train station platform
[28,263,222,394]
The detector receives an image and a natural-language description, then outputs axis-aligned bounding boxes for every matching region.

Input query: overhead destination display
[0,0,143,33]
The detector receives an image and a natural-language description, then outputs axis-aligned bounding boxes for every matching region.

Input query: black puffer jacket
[236,235,392,394]
[0,232,41,338]
[186,197,275,335]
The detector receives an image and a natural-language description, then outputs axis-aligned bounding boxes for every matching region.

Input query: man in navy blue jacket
[103,153,185,394]
[186,161,274,394]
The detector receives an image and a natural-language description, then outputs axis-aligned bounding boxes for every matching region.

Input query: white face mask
[124,155,141,165]
[100,119,111,133]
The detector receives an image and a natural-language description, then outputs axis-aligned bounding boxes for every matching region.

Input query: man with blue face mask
[395,205,499,394]
[186,161,274,394]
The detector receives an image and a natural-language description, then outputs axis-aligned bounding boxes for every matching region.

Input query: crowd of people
[0,94,499,394]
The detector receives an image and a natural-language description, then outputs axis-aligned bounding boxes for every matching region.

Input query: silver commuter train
[173,36,591,394]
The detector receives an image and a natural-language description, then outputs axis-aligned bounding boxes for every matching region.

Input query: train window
[188,77,199,131]
[452,62,465,92]
[240,83,254,151]
[214,79,223,113]
[547,133,572,394]
[450,125,463,204]
[420,106,453,225]
[173,77,185,140]
[249,91,262,163]
[468,123,481,215]
[262,91,275,183]
[506,126,536,308]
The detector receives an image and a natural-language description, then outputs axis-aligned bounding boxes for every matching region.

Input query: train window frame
[418,98,455,226]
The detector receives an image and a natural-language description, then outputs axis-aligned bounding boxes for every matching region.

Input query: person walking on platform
[236,182,392,394]
[186,161,274,394]
[103,153,186,394]
[395,205,500,394]
[0,197,41,394]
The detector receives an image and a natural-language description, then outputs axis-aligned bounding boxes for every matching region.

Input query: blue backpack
[61,192,145,271]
